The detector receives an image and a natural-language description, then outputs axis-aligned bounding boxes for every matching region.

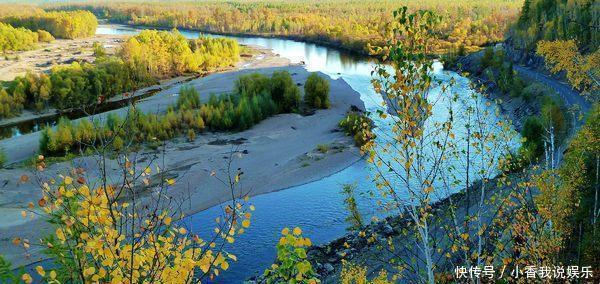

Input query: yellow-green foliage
[339,112,375,148]
[1,58,143,117]
[0,22,38,51]
[2,10,97,39]
[13,167,253,283]
[37,72,303,157]
[339,261,392,284]
[536,40,599,97]
[0,29,241,118]
[36,29,54,42]
[53,0,522,54]
[0,88,25,118]
[263,227,318,283]
[120,30,240,78]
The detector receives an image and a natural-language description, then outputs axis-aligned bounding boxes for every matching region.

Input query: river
[94,24,516,282]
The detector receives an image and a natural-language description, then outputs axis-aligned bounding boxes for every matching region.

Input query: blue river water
[96,25,516,282]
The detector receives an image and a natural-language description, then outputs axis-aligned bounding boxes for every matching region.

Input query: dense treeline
[0,30,241,119]
[120,30,239,78]
[510,0,599,51]
[0,23,40,52]
[1,10,97,39]
[52,0,522,54]
[39,71,315,156]
[1,58,146,117]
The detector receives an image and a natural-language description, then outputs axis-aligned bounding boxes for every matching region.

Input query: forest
[0,10,97,39]
[51,0,522,54]
[0,29,240,118]
[509,0,599,51]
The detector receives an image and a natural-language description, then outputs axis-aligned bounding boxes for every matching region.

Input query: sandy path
[0,66,365,267]
[0,34,127,82]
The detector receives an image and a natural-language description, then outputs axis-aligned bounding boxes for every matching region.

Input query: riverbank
[0,65,365,268]
[298,46,593,282]
[0,30,287,136]
[448,44,590,131]
[100,22,373,58]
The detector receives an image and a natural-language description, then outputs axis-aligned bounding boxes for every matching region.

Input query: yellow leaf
[64,176,73,185]
[166,179,175,186]
[56,228,66,242]
[35,266,45,277]
[21,273,32,284]
[242,219,250,228]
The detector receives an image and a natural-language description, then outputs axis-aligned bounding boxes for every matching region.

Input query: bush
[480,47,494,69]
[339,112,375,147]
[36,30,54,42]
[522,82,551,101]
[316,144,329,153]
[187,129,196,142]
[304,73,330,109]
[0,23,38,52]
[38,72,307,157]
[270,71,300,112]
[0,148,6,168]
[177,85,201,110]
[540,97,567,142]
[262,227,318,282]
[92,42,106,57]
[520,116,544,160]
[235,73,270,97]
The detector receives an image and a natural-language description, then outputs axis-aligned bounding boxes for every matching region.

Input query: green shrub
[92,41,106,57]
[262,227,318,283]
[480,47,494,69]
[37,72,307,157]
[539,97,567,143]
[316,144,329,153]
[270,71,300,112]
[520,116,544,160]
[304,73,330,109]
[0,148,6,168]
[187,129,196,142]
[522,82,551,101]
[177,85,201,110]
[235,73,270,97]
